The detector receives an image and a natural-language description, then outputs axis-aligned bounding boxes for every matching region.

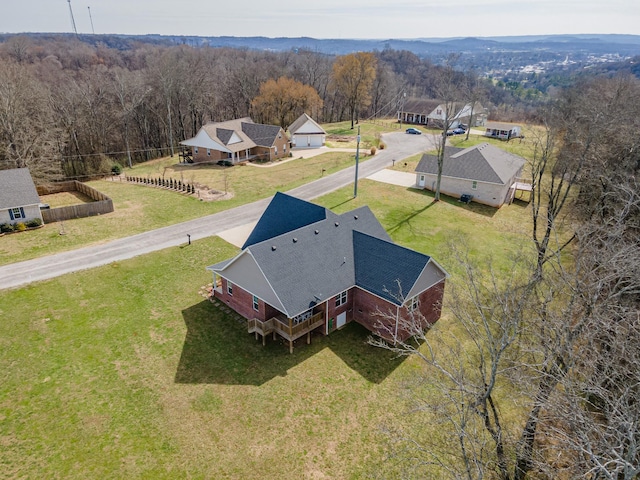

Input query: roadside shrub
[111,163,122,175]
[25,218,43,228]
[15,222,27,232]
[370,146,377,155]
[0,223,14,233]
[379,142,385,150]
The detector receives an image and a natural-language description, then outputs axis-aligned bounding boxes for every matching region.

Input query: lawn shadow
[175,300,406,386]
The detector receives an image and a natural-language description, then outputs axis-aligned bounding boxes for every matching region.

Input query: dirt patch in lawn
[40,190,95,208]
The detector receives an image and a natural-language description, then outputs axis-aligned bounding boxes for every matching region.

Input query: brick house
[180,117,290,164]
[207,193,448,352]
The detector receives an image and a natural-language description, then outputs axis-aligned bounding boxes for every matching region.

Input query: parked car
[452,127,466,135]
[446,130,455,136]
[405,127,422,135]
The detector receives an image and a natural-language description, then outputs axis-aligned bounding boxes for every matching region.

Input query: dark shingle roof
[353,231,431,305]
[0,168,40,209]
[242,192,329,249]
[415,143,526,185]
[402,98,441,115]
[248,205,391,316]
[241,122,282,147]
[216,128,235,145]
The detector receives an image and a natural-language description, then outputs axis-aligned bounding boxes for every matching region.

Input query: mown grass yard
[0,180,533,478]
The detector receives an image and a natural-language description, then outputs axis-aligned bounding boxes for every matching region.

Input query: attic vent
[292,238,298,243]
[354,215,358,220]
[271,245,277,251]
[314,229,319,234]
[335,222,339,227]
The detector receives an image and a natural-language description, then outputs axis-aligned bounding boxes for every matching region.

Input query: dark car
[452,127,466,135]
[405,127,422,135]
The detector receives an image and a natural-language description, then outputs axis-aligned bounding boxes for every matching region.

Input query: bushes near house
[26,218,43,228]
[0,218,43,234]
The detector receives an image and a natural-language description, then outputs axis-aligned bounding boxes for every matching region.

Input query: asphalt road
[0,131,437,290]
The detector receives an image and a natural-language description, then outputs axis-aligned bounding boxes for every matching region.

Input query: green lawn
[0,180,533,478]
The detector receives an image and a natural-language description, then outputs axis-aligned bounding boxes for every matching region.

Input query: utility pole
[67,0,78,35]
[353,126,361,198]
[88,6,95,34]
[399,90,406,130]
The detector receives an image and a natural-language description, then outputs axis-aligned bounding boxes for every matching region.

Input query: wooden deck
[248,312,324,353]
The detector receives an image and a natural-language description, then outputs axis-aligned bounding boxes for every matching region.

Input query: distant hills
[2,32,638,78]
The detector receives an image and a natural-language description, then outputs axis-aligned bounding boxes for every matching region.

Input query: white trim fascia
[246,249,289,316]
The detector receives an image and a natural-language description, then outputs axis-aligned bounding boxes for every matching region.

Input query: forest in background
[0,35,543,183]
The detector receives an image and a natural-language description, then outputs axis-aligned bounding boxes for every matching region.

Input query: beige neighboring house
[180,117,290,164]
[415,143,527,208]
[287,113,326,148]
[0,168,43,224]
[427,102,488,129]
[397,98,441,126]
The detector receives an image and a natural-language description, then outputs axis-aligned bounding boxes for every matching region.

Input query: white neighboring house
[287,113,326,148]
[0,168,43,224]
[414,143,527,208]
[484,122,523,140]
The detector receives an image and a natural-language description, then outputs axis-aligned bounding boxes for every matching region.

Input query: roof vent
[354,215,358,220]
[271,245,277,251]
[314,229,319,234]
[335,222,339,227]
[292,238,297,243]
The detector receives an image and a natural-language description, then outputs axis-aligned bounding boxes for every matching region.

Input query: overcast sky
[2,0,639,39]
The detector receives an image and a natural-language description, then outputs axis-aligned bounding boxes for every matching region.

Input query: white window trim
[227,281,233,296]
[11,208,23,219]
[335,290,347,307]
[408,296,419,312]
[472,181,478,190]
[252,295,259,311]
[194,146,199,154]
[206,148,211,156]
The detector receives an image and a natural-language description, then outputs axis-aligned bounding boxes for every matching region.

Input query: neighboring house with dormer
[0,168,43,225]
[180,117,290,164]
[207,192,447,351]
[415,143,527,208]
[288,113,326,148]
[427,102,488,129]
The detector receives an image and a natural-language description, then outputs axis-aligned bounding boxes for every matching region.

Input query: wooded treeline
[0,35,531,183]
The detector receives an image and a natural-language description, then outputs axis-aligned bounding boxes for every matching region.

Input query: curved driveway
[0,132,437,290]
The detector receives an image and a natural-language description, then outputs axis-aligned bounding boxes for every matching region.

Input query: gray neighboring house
[288,113,326,148]
[0,168,43,224]
[415,143,527,208]
[207,192,448,351]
